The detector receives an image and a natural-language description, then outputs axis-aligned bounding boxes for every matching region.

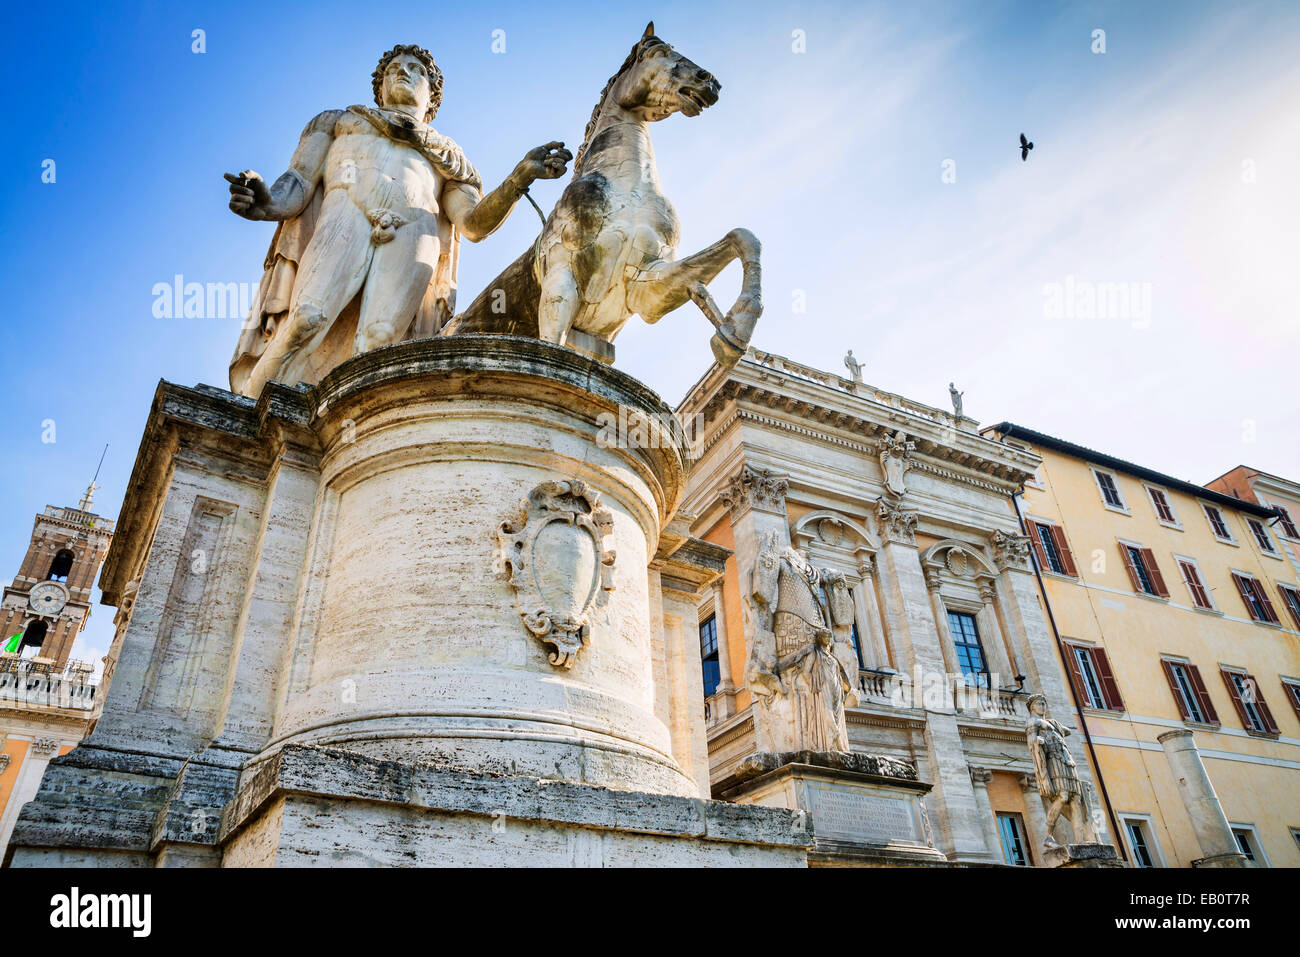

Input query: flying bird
[1019,133,1034,161]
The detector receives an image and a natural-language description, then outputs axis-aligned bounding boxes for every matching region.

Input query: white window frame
[1118,537,1162,598]
[1093,468,1129,514]
[1161,656,1209,725]
[1263,500,1300,542]
[1119,812,1167,868]
[1173,553,1218,613]
[1071,644,1108,710]
[1276,585,1300,631]
[1229,823,1269,867]
[1246,518,1281,559]
[1202,503,1237,545]
[1144,484,1182,529]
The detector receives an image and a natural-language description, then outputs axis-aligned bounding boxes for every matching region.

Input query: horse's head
[611,22,720,121]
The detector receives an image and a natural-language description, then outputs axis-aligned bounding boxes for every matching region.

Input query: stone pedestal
[5,336,803,867]
[1042,843,1123,868]
[719,751,949,866]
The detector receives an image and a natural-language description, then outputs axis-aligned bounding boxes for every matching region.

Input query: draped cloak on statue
[228,105,483,395]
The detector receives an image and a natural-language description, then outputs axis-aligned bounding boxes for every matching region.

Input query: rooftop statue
[446,23,763,369]
[225,44,571,397]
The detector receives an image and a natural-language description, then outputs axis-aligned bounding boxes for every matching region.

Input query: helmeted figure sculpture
[1026,693,1100,847]
[746,531,860,753]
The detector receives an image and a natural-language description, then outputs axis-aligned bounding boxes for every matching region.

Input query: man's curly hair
[372,44,444,122]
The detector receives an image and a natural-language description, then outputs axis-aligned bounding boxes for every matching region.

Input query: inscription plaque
[803,780,922,845]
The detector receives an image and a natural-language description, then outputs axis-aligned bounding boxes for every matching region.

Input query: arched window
[47,549,75,582]
[19,620,48,658]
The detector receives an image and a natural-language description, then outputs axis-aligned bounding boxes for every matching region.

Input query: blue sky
[3,0,1298,669]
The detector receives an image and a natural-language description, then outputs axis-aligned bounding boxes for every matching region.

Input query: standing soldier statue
[1026,694,1100,847]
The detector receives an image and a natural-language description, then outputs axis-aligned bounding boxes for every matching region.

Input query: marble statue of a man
[226,44,572,398]
[746,532,860,753]
[1026,694,1099,847]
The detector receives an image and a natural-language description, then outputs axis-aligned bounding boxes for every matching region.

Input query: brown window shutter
[1279,587,1300,629]
[1283,683,1300,724]
[1028,523,1051,571]
[1179,562,1210,608]
[1049,525,1078,576]
[1220,668,1256,730]
[1161,659,1191,719]
[1120,543,1144,592]
[1232,573,1258,618]
[1244,674,1281,734]
[1139,548,1170,597]
[1254,582,1280,624]
[1062,643,1088,703]
[1092,647,1124,711]
[1187,664,1220,724]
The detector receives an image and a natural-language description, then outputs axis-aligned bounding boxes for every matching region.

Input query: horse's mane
[572,34,664,177]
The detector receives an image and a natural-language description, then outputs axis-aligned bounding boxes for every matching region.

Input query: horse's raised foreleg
[626,228,762,368]
[537,261,581,346]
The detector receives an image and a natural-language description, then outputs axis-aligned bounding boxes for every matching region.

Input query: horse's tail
[443,243,541,337]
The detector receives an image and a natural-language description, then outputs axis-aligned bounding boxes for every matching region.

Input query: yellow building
[984,424,1300,867]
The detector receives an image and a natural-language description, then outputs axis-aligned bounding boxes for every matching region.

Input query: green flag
[3,633,21,654]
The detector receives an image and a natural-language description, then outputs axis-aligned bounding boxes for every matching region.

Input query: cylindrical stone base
[264,335,696,796]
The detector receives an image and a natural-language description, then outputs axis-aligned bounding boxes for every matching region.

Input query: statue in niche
[1026,694,1100,847]
[746,531,859,753]
[224,44,572,397]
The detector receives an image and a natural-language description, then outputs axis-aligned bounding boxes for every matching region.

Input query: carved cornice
[720,465,789,521]
[876,499,918,546]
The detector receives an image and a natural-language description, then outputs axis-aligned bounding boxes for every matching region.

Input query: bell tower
[1,483,115,669]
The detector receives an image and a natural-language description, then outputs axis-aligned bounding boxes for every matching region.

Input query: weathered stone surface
[220,745,808,867]
[728,750,919,787]
[1042,843,1123,868]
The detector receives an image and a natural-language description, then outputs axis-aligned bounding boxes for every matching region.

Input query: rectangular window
[1232,828,1259,864]
[1121,544,1168,597]
[1275,506,1300,540]
[997,813,1029,866]
[1278,585,1300,630]
[1148,487,1177,524]
[1095,470,1125,509]
[1248,519,1278,554]
[1161,659,1218,724]
[699,615,720,698]
[1231,573,1280,624]
[1282,681,1300,724]
[1028,521,1077,576]
[1124,819,1157,868]
[947,611,988,688]
[1204,505,1233,541]
[1221,669,1280,735]
[1177,560,1213,609]
[849,621,865,669]
[1065,643,1124,710]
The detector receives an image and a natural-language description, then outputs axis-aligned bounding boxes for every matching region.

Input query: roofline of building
[983,423,1280,520]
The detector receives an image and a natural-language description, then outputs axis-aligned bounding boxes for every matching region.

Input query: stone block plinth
[719,751,949,866]
[1042,843,1123,868]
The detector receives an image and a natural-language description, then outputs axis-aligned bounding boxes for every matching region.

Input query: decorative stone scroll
[876,499,918,546]
[990,529,1031,571]
[499,480,616,669]
[721,465,789,520]
[877,430,916,499]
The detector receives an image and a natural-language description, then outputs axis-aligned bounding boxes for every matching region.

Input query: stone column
[854,555,892,670]
[969,767,1005,862]
[975,577,1015,688]
[1019,773,1051,863]
[1157,729,1248,867]
[874,498,988,862]
[923,571,961,679]
[710,580,736,716]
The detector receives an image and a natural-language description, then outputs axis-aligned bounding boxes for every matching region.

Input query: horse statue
[443,22,762,368]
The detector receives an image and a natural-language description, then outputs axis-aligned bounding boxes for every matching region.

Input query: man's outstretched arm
[225,110,340,222]
[444,141,572,242]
